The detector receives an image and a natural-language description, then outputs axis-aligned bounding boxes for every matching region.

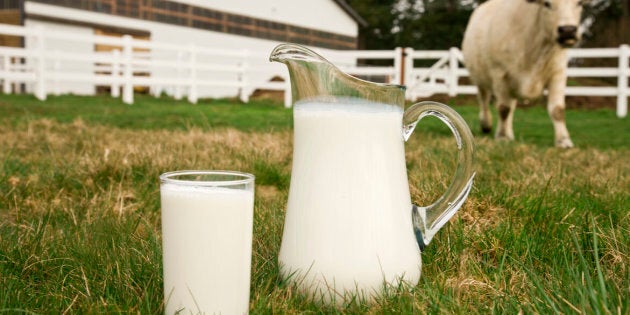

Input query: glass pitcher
[270,43,475,305]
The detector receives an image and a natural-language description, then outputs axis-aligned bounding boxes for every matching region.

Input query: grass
[0,94,293,132]
[0,93,628,313]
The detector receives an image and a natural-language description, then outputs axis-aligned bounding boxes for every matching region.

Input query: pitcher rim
[270,42,407,92]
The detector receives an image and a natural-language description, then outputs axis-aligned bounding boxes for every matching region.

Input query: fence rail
[0,23,628,117]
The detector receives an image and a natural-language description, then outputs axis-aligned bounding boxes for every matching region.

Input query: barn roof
[333,0,368,27]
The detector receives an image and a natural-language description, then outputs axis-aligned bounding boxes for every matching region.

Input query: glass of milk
[160,170,255,315]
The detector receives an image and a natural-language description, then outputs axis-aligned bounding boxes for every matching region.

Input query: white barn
[0,0,366,98]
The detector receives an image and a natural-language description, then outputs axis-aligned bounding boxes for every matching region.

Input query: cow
[462,0,589,148]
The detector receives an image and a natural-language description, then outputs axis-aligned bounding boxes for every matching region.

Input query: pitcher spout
[269,43,329,65]
[269,43,406,107]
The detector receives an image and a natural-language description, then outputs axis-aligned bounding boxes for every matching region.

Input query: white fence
[0,23,277,105]
[404,46,630,118]
[0,23,628,117]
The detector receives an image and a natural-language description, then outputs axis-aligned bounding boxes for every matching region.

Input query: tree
[398,0,476,49]
[347,0,476,50]
[345,0,399,50]
[582,0,629,47]
[347,0,627,50]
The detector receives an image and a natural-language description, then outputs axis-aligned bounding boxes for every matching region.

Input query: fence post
[34,26,46,101]
[394,47,403,85]
[174,50,183,100]
[187,43,198,104]
[448,47,459,97]
[283,76,291,108]
[122,35,133,105]
[53,50,61,96]
[618,44,629,118]
[2,53,11,94]
[150,52,162,97]
[404,47,414,100]
[111,49,121,98]
[239,49,250,103]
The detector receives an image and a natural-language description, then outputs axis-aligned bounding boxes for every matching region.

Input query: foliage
[347,0,476,50]
[345,0,399,50]
[582,0,630,47]
[347,0,628,50]
[394,0,476,49]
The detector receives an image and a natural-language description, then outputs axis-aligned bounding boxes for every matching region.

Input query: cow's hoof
[495,135,514,142]
[555,137,574,148]
[495,131,514,141]
[481,125,492,134]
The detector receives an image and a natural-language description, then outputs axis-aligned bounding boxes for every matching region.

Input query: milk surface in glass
[280,98,422,303]
[161,183,254,314]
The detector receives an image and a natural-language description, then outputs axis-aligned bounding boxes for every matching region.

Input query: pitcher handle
[403,101,475,251]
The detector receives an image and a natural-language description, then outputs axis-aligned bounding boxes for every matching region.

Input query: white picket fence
[0,23,628,117]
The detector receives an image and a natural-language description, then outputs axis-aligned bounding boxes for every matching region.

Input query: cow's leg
[478,87,493,134]
[494,93,517,141]
[495,98,517,141]
[547,73,574,148]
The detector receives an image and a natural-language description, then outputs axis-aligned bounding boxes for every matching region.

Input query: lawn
[0,94,628,313]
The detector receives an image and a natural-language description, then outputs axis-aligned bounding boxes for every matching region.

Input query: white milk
[279,99,422,304]
[161,184,254,314]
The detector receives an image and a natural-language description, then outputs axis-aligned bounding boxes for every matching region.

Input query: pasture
[0,94,628,313]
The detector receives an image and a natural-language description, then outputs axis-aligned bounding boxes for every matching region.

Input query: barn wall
[25,0,359,49]
[22,2,303,99]
[23,19,95,95]
[21,1,360,98]
[0,9,21,47]
[149,22,289,99]
[174,0,358,37]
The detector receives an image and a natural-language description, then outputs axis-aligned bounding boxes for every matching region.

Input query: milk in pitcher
[280,98,422,303]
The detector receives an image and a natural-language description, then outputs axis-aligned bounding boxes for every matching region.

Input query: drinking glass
[160,170,255,314]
